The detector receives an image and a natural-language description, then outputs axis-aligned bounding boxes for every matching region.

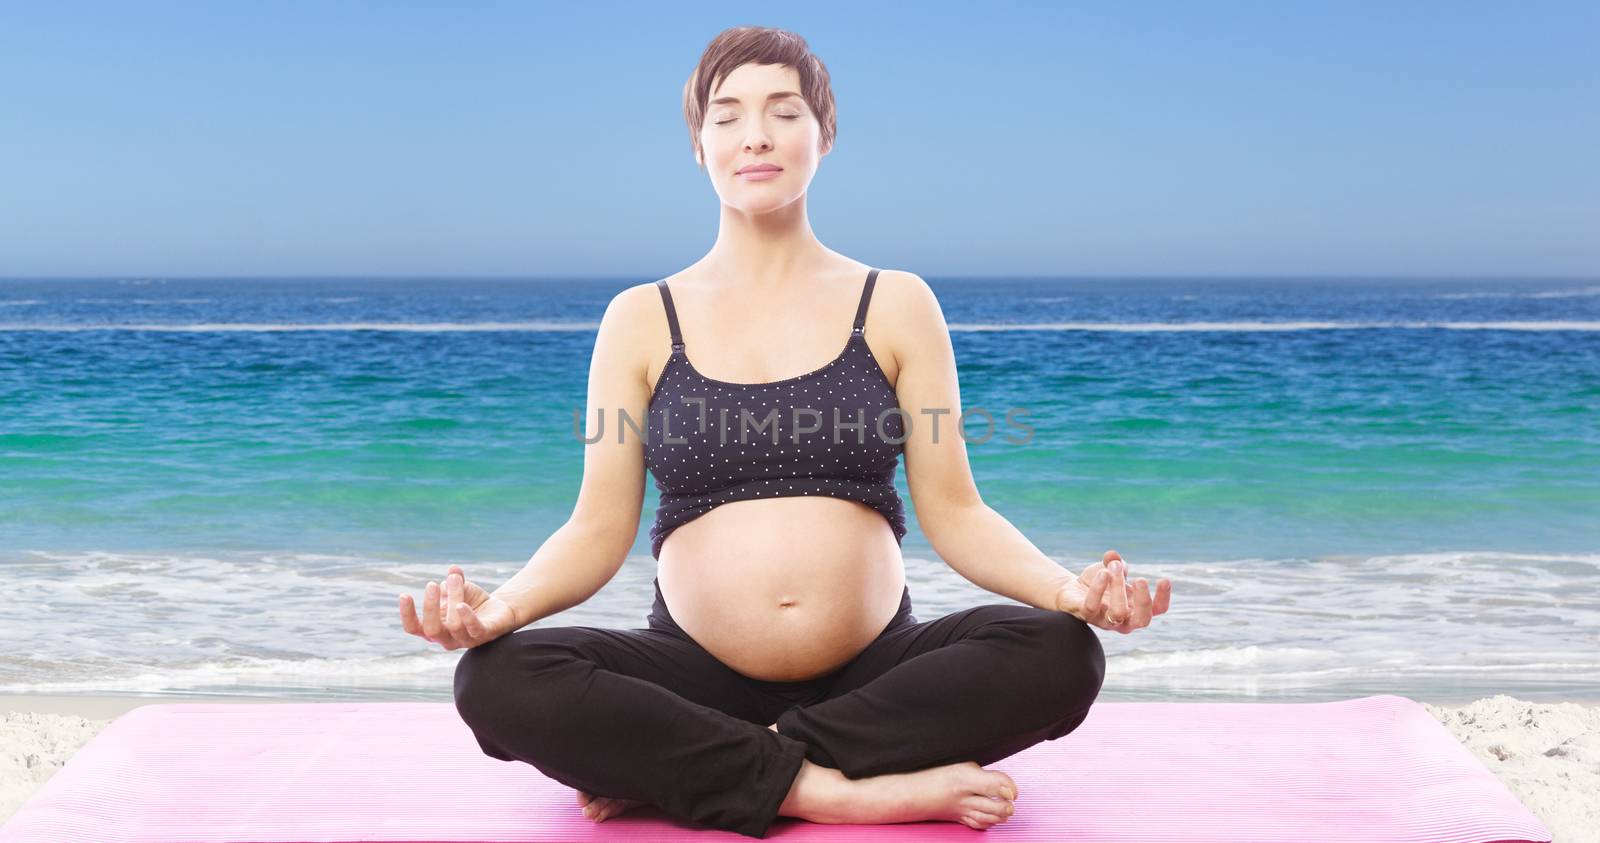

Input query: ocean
[1,275,1596,704]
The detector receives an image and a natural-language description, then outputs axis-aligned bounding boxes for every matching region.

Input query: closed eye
[715,115,801,125]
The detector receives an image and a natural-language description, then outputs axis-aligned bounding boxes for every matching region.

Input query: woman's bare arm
[489,283,662,627]
[881,270,1079,611]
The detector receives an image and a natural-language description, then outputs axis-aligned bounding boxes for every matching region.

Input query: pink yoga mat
[0,694,1550,842]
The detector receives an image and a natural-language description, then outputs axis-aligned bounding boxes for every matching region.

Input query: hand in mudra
[1056,550,1171,634]
[398,564,520,650]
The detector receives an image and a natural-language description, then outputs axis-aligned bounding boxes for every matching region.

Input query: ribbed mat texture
[0,694,1551,842]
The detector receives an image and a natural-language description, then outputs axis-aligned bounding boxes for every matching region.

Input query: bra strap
[852,268,880,334]
[655,280,684,350]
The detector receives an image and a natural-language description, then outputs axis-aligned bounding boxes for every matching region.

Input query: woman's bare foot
[574,789,646,823]
[781,758,1017,830]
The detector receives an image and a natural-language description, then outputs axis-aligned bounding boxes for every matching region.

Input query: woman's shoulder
[871,267,932,297]
[865,268,942,331]
[599,280,668,323]
[591,280,679,362]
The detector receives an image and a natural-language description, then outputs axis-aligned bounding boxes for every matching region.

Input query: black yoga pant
[453,578,1106,839]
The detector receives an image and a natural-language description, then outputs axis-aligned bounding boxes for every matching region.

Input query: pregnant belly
[657,496,907,682]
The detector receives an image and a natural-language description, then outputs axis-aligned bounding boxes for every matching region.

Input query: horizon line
[4,273,1598,283]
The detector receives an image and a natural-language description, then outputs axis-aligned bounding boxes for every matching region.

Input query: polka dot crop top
[643,269,909,560]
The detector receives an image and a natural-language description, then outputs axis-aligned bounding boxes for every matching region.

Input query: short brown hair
[682,26,837,167]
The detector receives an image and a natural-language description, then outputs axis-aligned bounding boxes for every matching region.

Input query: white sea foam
[67,297,214,304]
[3,548,1595,698]
[0,320,602,332]
[945,320,1600,332]
[1109,645,1337,673]
[1434,285,1600,300]
[3,320,1600,333]
[0,653,450,694]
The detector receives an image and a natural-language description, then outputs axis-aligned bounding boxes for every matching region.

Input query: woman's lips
[738,168,782,181]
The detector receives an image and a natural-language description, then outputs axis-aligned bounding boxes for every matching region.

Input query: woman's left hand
[1056,550,1171,634]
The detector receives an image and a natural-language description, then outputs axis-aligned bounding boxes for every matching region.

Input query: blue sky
[1,1,1595,278]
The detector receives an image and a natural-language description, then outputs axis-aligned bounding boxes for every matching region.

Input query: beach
[2,279,1595,839]
[3,692,1596,842]
[3,0,1598,835]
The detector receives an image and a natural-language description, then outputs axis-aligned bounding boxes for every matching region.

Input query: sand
[3,693,1596,841]
[1421,696,1600,843]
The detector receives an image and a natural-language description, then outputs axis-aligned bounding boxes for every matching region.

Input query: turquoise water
[2,276,1597,703]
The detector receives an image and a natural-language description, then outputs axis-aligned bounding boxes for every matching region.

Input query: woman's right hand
[1053,550,1170,634]
[399,564,520,650]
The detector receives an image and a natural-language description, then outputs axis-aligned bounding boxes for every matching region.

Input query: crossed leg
[452,603,1104,838]
[776,602,1107,778]
[453,622,804,838]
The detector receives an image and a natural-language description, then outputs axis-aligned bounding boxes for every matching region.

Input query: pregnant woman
[400,25,1171,839]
